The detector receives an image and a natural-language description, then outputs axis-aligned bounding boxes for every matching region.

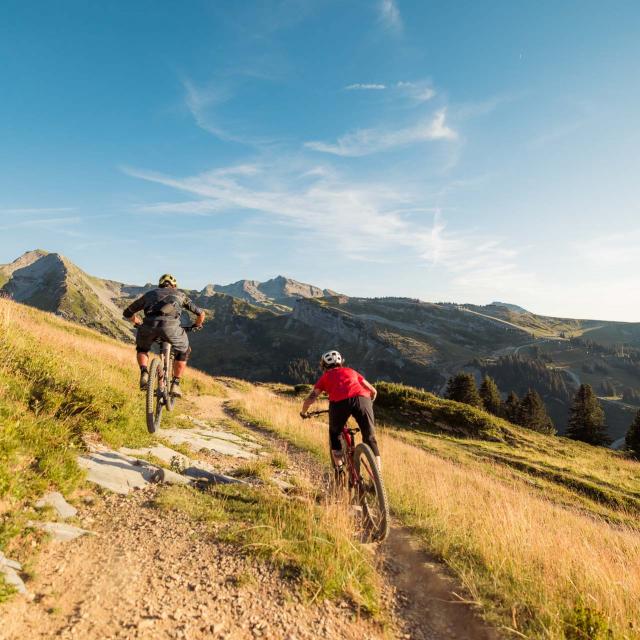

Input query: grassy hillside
[0,299,220,553]
[233,384,640,639]
[0,300,380,615]
[2,297,640,638]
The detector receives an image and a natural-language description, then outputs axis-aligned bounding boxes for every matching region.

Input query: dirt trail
[214,392,501,640]
[384,529,500,640]
[1,485,381,640]
[1,388,501,640]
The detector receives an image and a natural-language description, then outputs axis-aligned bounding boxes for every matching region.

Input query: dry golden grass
[4,299,220,392]
[234,385,640,639]
[0,298,223,546]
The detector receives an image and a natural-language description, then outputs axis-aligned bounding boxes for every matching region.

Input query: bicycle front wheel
[353,443,389,542]
[146,358,164,433]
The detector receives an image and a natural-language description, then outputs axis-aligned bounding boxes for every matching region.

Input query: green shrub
[375,381,510,440]
[564,602,612,640]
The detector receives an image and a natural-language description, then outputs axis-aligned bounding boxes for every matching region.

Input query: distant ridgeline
[2,249,640,442]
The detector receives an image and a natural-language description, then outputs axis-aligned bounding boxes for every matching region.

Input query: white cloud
[304,109,457,157]
[529,120,585,149]
[396,81,435,103]
[379,0,402,32]
[345,83,387,91]
[0,216,84,237]
[0,207,76,216]
[182,79,270,145]
[182,78,232,140]
[123,160,521,291]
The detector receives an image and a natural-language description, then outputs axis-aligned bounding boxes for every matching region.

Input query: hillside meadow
[232,385,640,639]
[1,298,639,639]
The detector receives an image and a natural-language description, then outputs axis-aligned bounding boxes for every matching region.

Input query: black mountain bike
[145,325,198,434]
[303,409,390,542]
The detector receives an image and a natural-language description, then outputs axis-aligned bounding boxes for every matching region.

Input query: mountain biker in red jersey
[122,273,205,398]
[300,350,381,470]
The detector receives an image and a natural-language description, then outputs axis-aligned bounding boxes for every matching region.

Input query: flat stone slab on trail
[34,492,77,520]
[158,427,260,459]
[0,552,27,595]
[119,444,191,468]
[78,448,162,495]
[27,522,92,542]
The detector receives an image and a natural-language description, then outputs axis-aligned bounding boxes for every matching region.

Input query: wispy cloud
[396,81,435,103]
[343,80,435,102]
[529,120,586,149]
[0,216,84,236]
[0,207,76,216]
[378,0,402,33]
[182,79,273,146]
[134,201,225,216]
[304,109,457,157]
[122,160,521,291]
[182,78,235,141]
[345,83,387,91]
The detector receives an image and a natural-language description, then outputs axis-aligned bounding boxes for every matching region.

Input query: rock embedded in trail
[78,447,162,494]
[120,444,192,469]
[27,522,92,542]
[158,426,260,459]
[34,492,78,520]
[0,552,28,595]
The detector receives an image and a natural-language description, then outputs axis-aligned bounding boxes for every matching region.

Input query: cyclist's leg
[328,399,350,466]
[349,396,381,468]
[161,325,190,396]
[135,326,156,389]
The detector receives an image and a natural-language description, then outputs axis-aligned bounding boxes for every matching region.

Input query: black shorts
[135,322,190,360]
[329,395,380,457]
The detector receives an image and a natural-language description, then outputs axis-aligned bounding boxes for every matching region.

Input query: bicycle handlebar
[301,409,329,419]
[184,324,203,333]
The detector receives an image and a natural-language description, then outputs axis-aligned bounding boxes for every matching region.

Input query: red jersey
[314,367,371,403]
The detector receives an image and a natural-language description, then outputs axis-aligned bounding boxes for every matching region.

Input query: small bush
[564,602,612,640]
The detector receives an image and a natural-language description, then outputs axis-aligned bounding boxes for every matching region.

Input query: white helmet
[321,350,343,368]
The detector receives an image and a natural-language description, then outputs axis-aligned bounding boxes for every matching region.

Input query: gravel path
[0,486,383,640]
[0,387,501,640]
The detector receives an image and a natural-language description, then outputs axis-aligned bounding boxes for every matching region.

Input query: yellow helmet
[158,273,177,288]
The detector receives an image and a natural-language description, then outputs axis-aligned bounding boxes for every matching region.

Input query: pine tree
[504,391,520,424]
[516,389,555,434]
[625,410,640,459]
[479,375,502,416]
[445,373,483,408]
[566,384,610,445]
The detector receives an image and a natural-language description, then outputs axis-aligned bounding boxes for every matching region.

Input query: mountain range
[3,249,640,440]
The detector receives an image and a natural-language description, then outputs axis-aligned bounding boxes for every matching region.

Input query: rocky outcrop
[289,299,372,345]
[202,275,341,311]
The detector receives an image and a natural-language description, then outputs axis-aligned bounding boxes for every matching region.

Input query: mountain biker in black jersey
[122,274,205,397]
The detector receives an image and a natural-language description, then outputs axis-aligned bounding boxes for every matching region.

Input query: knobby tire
[353,443,389,542]
[165,353,176,412]
[146,358,163,433]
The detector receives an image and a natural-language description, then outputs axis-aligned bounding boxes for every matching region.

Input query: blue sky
[1,1,639,320]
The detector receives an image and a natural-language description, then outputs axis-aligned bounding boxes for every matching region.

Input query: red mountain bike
[303,409,389,542]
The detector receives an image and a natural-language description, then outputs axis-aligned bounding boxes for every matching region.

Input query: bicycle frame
[305,409,358,479]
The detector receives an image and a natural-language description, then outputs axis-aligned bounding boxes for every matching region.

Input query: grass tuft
[156,484,381,614]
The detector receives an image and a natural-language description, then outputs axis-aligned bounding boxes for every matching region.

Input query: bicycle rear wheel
[353,443,389,541]
[145,357,164,433]
[163,344,176,412]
